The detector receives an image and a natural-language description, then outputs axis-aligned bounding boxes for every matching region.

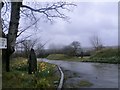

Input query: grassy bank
[46,48,119,64]
[46,54,89,62]
[2,57,60,88]
[47,54,72,60]
[89,48,119,64]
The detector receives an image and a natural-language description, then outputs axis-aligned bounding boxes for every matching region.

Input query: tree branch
[17,18,40,37]
[21,2,76,21]
[15,35,32,45]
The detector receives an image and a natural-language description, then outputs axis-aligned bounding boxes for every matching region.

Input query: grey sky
[19,2,118,49]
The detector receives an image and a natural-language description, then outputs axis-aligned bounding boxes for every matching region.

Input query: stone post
[28,48,37,74]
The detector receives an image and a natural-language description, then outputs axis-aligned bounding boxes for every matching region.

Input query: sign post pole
[0,37,7,90]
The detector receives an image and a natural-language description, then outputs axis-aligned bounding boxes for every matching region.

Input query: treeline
[13,41,91,58]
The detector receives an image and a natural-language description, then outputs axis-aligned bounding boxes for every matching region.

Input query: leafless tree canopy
[1,1,76,71]
[90,35,103,50]
[2,1,76,36]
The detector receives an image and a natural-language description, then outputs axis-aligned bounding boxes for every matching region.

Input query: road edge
[37,59,64,89]
[57,66,64,90]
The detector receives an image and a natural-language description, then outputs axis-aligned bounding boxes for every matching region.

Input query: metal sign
[0,37,7,49]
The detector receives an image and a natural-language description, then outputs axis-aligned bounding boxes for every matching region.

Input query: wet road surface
[37,58,118,88]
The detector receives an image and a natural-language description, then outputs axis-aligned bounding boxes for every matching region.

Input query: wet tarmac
[38,58,118,88]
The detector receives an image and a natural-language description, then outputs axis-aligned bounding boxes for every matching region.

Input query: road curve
[37,58,118,88]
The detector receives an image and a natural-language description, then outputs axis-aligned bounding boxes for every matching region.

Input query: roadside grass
[47,54,84,61]
[2,57,60,88]
[46,54,71,60]
[46,48,119,64]
[46,54,96,62]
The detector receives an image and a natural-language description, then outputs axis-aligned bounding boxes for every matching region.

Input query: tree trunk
[5,2,22,72]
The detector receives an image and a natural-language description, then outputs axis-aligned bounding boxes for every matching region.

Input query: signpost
[0,37,7,49]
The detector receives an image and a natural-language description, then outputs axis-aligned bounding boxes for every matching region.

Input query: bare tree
[35,43,45,58]
[62,41,81,56]
[1,1,76,71]
[63,45,74,56]
[70,41,81,56]
[21,38,38,57]
[90,35,103,51]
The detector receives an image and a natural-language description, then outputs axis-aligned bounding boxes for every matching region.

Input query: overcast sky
[19,2,118,49]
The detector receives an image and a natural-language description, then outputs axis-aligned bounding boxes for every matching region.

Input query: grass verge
[46,48,119,64]
[2,57,60,88]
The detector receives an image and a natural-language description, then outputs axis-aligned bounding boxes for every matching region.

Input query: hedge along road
[37,58,118,88]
